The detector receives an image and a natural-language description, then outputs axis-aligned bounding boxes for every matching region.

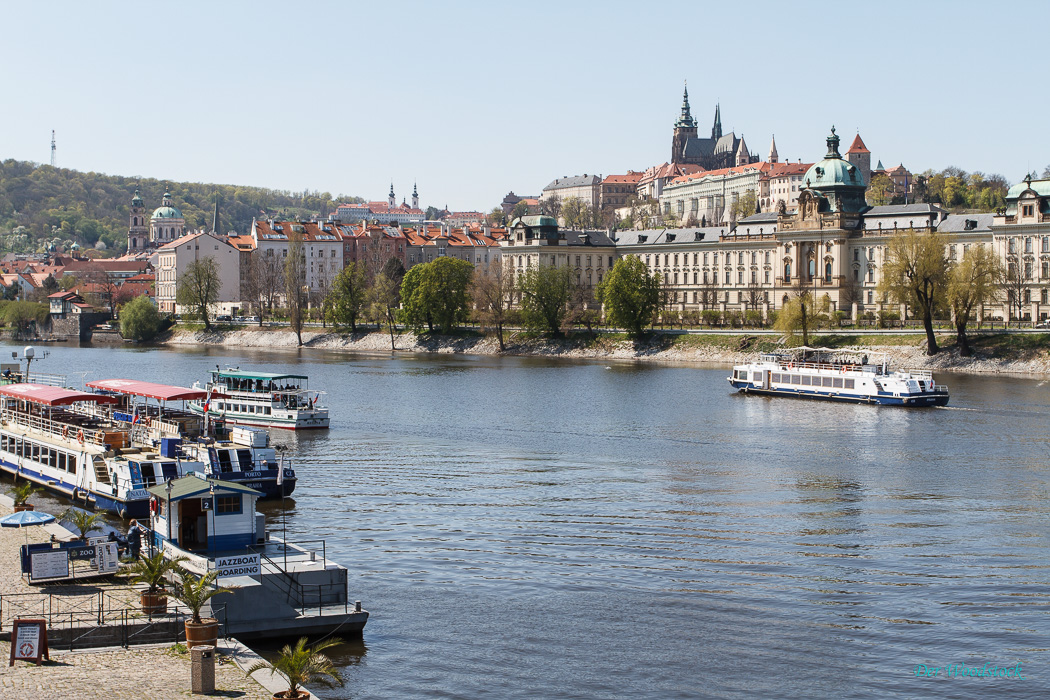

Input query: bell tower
[671,82,697,165]
[388,183,396,208]
[411,182,419,210]
[127,188,149,253]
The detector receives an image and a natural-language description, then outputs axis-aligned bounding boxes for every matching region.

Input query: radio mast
[50,130,56,167]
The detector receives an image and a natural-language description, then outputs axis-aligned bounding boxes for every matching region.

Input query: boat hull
[187,403,329,430]
[0,458,151,518]
[729,381,950,407]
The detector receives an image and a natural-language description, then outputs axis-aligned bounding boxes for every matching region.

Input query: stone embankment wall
[163,328,1050,376]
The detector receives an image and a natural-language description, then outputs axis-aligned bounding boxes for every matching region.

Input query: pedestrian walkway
[0,641,271,699]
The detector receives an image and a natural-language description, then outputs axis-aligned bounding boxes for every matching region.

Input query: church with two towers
[670,85,758,171]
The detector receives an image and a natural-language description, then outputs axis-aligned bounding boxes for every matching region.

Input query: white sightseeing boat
[728,348,950,407]
[83,378,296,498]
[0,383,171,518]
[188,369,329,430]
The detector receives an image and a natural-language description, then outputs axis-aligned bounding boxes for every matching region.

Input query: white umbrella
[1,509,57,544]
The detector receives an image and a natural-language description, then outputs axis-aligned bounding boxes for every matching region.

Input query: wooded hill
[0,159,361,256]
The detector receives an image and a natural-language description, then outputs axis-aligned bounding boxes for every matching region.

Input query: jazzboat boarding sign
[215,553,260,578]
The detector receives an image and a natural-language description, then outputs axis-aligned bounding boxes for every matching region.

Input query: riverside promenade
[0,493,279,700]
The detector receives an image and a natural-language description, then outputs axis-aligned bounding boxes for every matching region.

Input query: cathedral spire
[675,81,696,128]
[768,135,779,164]
[712,103,722,140]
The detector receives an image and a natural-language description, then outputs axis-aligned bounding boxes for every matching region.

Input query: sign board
[95,542,119,573]
[87,536,108,546]
[163,541,208,575]
[29,550,69,582]
[9,619,48,666]
[214,553,260,578]
[67,545,96,561]
[201,498,213,511]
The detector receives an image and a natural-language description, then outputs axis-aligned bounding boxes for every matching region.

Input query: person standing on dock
[127,519,146,560]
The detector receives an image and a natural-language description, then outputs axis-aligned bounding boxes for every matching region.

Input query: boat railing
[772,359,879,374]
[0,408,127,448]
[26,372,67,387]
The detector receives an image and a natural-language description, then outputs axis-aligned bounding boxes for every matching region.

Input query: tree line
[0,159,361,255]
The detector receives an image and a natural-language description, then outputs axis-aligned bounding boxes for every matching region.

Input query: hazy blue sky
[0,1,1043,215]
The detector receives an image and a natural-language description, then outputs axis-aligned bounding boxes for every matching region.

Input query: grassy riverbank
[160,325,1050,376]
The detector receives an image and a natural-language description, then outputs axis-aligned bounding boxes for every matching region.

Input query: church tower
[412,182,419,210]
[388,183,396,208]
[845,133,872,182]
[768,135,779,164]
[127,188,149,253]
[149,189,185,245]
[711,103,723,141]
[671,83,697,165]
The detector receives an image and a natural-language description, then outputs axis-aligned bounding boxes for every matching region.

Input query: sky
[0,1,1045,217]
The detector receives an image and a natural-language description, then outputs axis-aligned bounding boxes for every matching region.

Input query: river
[7,343,1049,698]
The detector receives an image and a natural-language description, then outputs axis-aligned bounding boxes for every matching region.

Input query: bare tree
[540,194,562,219]
[1004,260,1029,326]
[284,229,307,346]
[472,258,514,351]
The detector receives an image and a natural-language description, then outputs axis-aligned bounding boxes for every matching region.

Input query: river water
[8,343,1050,698]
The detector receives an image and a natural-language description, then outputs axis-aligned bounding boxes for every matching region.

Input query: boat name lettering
[126,489,151,500]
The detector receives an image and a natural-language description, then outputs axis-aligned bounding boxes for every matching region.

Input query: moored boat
[188,368,329,430]
[84,378,296,498]
[728,348,949,407]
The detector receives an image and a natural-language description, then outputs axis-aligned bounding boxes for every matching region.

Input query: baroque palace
[511,128,1048,324]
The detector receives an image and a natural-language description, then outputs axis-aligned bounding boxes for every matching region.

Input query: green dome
[803,127,866,189]
[152,205,183,219]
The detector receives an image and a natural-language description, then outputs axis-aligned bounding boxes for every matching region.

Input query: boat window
[217,450,234,473]
[822,377,834,387]
[771,373,780,383]
[68,455,77,474]
[833,378,843,389]
[237,450,253,471]
[141,463,157,487]
[32,443,40,461]
[801,376,812,386]
[58,452,66,471]
[264,407,271,415]
[844,379,855,390]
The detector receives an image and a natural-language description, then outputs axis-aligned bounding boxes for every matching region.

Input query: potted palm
[169,568,235,648]
[60,507,105,541]
[247,636,344,700]
[12,481,42,512]
[125,552,186,616]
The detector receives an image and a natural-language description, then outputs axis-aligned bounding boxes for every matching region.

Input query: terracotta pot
[185,617,219,649]
[13,504,34,512]
[140,591,167,615]
[273,692,309,700]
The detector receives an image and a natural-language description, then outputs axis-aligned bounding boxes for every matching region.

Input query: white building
[156,232,241,314]
[249,220,344,295]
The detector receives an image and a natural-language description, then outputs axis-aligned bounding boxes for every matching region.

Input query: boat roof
[86,379,207,402]
[147,475,262,501]
[0,383,121,407]
[214,370,308,381]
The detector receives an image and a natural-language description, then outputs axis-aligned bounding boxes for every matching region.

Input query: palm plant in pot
[247,636,344,700]
[60,507,105,541]
[169,568,235,648]
[12,481,42,512]
[126,552,186,616]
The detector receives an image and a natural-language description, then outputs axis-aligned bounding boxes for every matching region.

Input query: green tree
[60,508,105,542]
[398,257,474,334]
[328,262,369,334]
[878,228,949,355]
[596,256,660,338]
[3,301,48,339]
[511,200,530,220]
[175,257,222,330]
[119,294,162,341]
[774,279,829,347]
[731,190,757,220]
[947,244,1004,356]
[487,207,505,227]
[866,173,893,206]
[561,197,586,229]
[517,263,575,335]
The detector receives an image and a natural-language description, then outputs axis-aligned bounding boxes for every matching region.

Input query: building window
[867,290,873,304]
[868,267,874,283]
[1023,205,1034,217]
[784,262,791,280]
[737,270,743,284]
[1009,239,1017,254]
[949,245,957,261]
[825,261,832,282]
[216,495,242,515]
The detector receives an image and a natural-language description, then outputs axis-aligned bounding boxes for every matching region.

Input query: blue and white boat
[728,348,949,407]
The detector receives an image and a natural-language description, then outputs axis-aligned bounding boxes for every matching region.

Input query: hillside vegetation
[0,159,361,255]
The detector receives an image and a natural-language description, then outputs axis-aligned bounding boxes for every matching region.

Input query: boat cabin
[147,475,262,554]
[85,379,207,438]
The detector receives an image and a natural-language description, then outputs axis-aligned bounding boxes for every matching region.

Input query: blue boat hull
[0,458,151,518]
[729,381,949,407]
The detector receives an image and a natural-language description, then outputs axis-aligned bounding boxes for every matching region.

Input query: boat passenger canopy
[0,384,121,407]
[213,369,310,394]
[85,379,208,438]
[0,383,125,448]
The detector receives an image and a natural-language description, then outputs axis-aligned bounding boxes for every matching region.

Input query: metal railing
[1,408,125,448]
[1,588,227,651]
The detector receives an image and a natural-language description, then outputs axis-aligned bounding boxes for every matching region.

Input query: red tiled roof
[602,172,644,185]
[669,161,770,185]
[846,134,870,154]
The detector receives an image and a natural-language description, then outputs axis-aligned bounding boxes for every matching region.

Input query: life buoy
[144,417,152,427]
[77,429,84,444]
